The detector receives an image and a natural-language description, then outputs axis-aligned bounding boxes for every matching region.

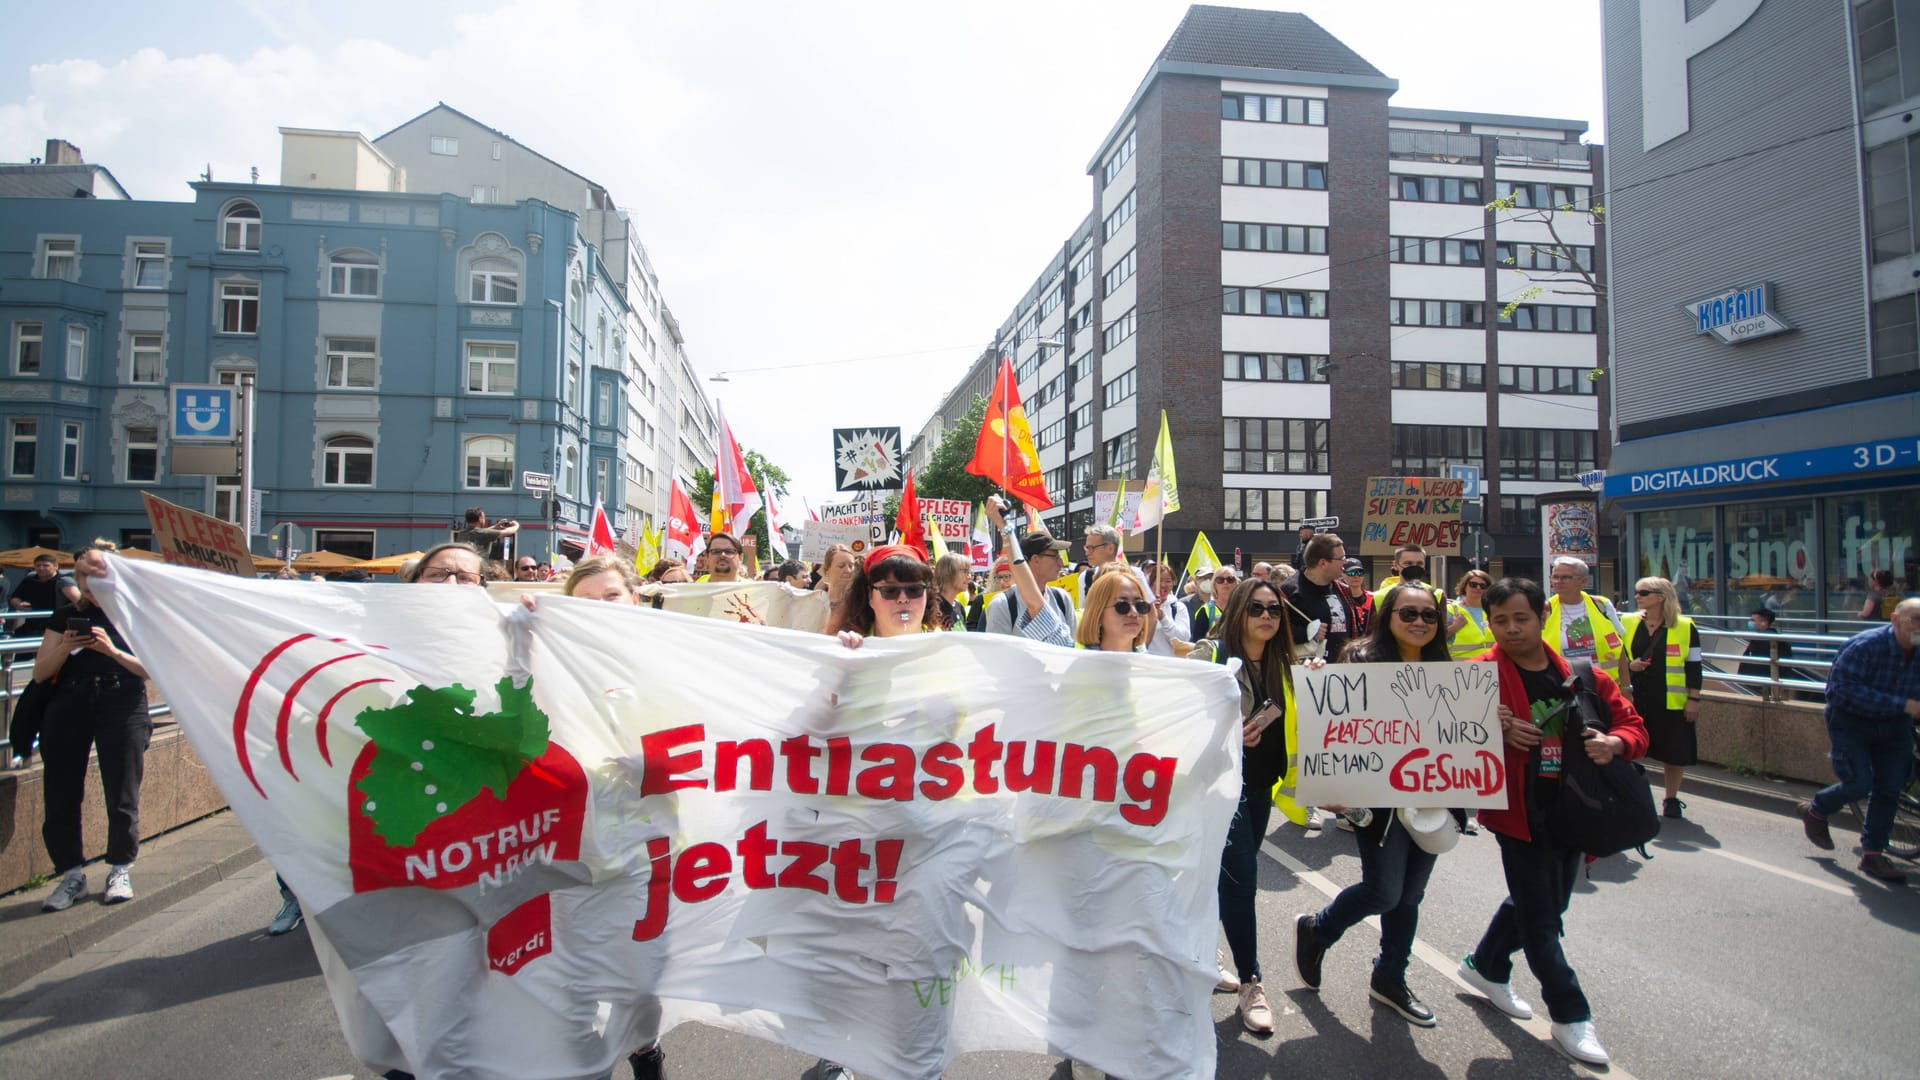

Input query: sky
[0,0,1605,505]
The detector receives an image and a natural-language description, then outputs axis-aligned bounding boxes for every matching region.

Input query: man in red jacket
[1455,577,1648,1069]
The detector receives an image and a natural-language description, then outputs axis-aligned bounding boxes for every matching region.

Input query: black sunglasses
[1243,601,1285,619]
[1394,607,1442,624]
[874,583,927,601]
[1634,589,1658,597]
[1109,599,1152,616]
[517,563,538,571]
[1465,580,1489,588]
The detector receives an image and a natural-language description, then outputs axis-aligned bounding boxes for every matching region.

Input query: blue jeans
[1312,817,1438,985]
[1471,832,1590,1024]
[1218,775,1274,983]
[1810,715,1914,854]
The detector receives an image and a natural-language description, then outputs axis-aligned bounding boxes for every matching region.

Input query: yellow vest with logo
[1622,613,1694,710]
[1544,591,1624,678]
[1448,602,1496,659]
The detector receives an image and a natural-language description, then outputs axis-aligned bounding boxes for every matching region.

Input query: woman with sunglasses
[1450,569,1497,660]
[1622,576,1701,820]
[1074,566,1156,652]
[1293,583,1460,1026]
[829,544,936,644]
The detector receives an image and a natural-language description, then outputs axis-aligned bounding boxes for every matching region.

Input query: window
[13,322,41,375]
[492,140,504,161]
[1221,158,1329,190]
[1499,495,1540,534]
[1390,361,1486,390]
[430,135,460,156]
[1223,418,1329,473]
[595,459,610,503]
[1105,429,1137,475]
[1220,93,1326,126]
[1016,347,1043,382]
[1102,130,1136,185]
[1497,364,1596,394]
[464,436,513,489]
[1222,288,1330,318]
[131,241,168,288]
[325,338,377,389]
[125,426,159,483]
[1033,373,1065,408]
[220,281,260,334]
[1103,249,1136,295]
[596,381,613,426]
[466,342,517,394]
[1858,0,1920,114]
[322,434,374,486]
[1045,464,1069,500]
[1071,305,1094,335]
[64,325,86,380]
[38,237,78,281]
[469,258,520,304]
[1225,488,1329,530]
[1495,241,1593,273]
[562,446,579,497]
[1390,175,1484,203]
[130,333,164,384]
[1223,222,1329,254]
[1070,456,1094,500]
[1497,428,1596,481]
[1069,353,1092,384]
[1865,132,1920,262]
[1103,189,1137,239]
[1071,252,1093,287]
[1038,286,1064,319]
[213,476,243,523]
[1071,403,1093,431]
[1036,419,1067,449]
[1102,369,1136,408]
[60,421,80,480]
[1391,424,1485,475]
[1497,303,1595,333]
[1225,353,1329,383]
[221,202,261,252]
[1390,236,1484,266]
[1494,180,1591,210]
[1390,298,1485,328]
[328,252,380,298]
[1103,308,1137,349]
[314,529,375,561]
[9,419,36,478]
[1872,293,1920,375]
[566,357,582,409]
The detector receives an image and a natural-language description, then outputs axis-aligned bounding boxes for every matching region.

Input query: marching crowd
[12,505,1920,1080]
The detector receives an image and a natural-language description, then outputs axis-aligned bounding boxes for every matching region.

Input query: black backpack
[1541,660,1661,857]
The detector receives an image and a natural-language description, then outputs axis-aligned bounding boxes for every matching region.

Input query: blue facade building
[0,171,628,561]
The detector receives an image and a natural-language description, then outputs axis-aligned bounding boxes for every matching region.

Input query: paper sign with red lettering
[1359,477,1466,555]
[140,491,255,576]
[91,559,1242,1080]
[922,498,971,540]
[1292,663,1506,809]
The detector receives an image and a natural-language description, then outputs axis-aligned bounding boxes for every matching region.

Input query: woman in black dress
[1623,576,1702,819]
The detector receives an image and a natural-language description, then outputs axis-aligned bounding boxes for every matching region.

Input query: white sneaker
[103,864,133,904]
[1550,1020,1610,1066]
[42,871,86,911]
[1068,1061,1105,1080]
[1238,979,1275,1034]
[1456,956,1533,1019]
[1215,947,1240,992]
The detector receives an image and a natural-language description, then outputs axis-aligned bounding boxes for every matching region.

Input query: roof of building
[375,102,609,202]
[1160,5,1386,78]
[0,162,132,199]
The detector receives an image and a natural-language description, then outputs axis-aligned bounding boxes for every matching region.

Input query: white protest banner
[923,497,971,540]
[815,499,869,525]
[486,580,832,634]
[800,520,870,563]
[94,558,1241,1080]
[1292,662,1507,809]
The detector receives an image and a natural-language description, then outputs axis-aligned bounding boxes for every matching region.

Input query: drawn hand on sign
[1390,666,1444,727]
[1440,664,1499,727]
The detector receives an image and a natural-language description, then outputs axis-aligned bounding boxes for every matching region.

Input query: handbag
[8,678,54,761]
[1543,660,1660,857]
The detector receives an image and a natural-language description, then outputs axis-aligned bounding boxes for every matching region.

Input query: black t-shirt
[1281,575,1350,659]
[1516,663,1575,810]
[14,573,75,636]
[49,604,140,680]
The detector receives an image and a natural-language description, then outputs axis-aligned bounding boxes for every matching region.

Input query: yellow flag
[927,515,950,560]
[1135,410,1180,530]
[1184,530,1222,580]
[1106,474,1128,528]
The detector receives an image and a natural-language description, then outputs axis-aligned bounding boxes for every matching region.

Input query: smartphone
[66,617,92,636]
[1250,699,1284,732]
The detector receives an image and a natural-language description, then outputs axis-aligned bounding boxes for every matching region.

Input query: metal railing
[1688,615,1854,702]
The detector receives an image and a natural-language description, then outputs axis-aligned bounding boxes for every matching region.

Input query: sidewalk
[1675,759,1823,815]
[0,810,261,992]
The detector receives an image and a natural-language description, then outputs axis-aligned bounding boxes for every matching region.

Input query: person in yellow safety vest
[1622,576,1703,820]
[1544,556,1629,685]
[1448,567,1498,659]
[1374,544,1461,637]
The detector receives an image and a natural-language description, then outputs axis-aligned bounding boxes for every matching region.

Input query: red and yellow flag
[964,356,1053,510]
[895,469,927,553]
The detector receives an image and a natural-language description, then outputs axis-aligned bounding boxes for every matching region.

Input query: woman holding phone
[1293,583,1462,1026]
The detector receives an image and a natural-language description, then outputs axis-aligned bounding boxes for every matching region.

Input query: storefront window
[1637,507,1717,615]
[1722,500,1816,619]
[1824,490,1920,621]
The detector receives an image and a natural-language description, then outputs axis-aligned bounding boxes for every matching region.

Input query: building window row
[1223,157,1329,190]
[1224,417,1328,474]
[1389,361,1485,391]
[1390,297,1484,328]
[1102,130,1136,185]
[1225,487,1329,530]
[1224,287,1329,318]
[1033,372,1065,408]
[1102,368,1136,408]
[1391,424,1485,475]
[1071,251,1093,288]
[1105,429,1136,475]
[1390,236,1483,266]
[1103,189,1137,240]
[1391,174,1483,204]
[1103,308,1137,349]
[1499,364,1597,394]
[1494,179,1592,210]
[1220,93,1327,126]
[1498,303,1595,333]
[1495,240,1594,273]
[1498,428,1596,481]
[1224,352,1328,383]
[1069,352,1091,384]
[1104,248,1136,296]
[1038,285,1064,319]
[1223,221,1328,254]
[1036,418,1067,450]
[1867,132,1920,263]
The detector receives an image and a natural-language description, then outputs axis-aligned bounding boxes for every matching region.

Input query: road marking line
[1702,847,1855,896]
[1261,837,1639,1080]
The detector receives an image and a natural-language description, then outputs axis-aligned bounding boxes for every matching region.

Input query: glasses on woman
[1109,599,1152,616]
[1243,602,1285,619]
[419,567,483,585]
[1394,606,1442,624]
[874,583,927,601]
[1634,589,1657,597]
[1465,580,1489,589]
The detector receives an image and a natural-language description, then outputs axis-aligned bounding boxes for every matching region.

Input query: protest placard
[1359,476,1465,555]
[140,490,255,576]
[923,498,971,540]
[94,559,1242,1080]
[1292,662,1506,809]
[800,519,870,562]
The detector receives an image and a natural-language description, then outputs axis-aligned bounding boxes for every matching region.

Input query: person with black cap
[1343,558,1375,640]
[981,495,1074,647]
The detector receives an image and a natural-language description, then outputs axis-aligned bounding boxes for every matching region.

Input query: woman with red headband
[828,543,936,645]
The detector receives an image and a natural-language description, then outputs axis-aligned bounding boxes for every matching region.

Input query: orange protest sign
[141,491,255,576]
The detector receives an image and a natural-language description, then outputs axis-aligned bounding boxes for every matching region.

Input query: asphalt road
[0,786,1914,1079]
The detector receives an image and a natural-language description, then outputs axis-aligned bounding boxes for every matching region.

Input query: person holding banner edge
[1293,583,1465,1026]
